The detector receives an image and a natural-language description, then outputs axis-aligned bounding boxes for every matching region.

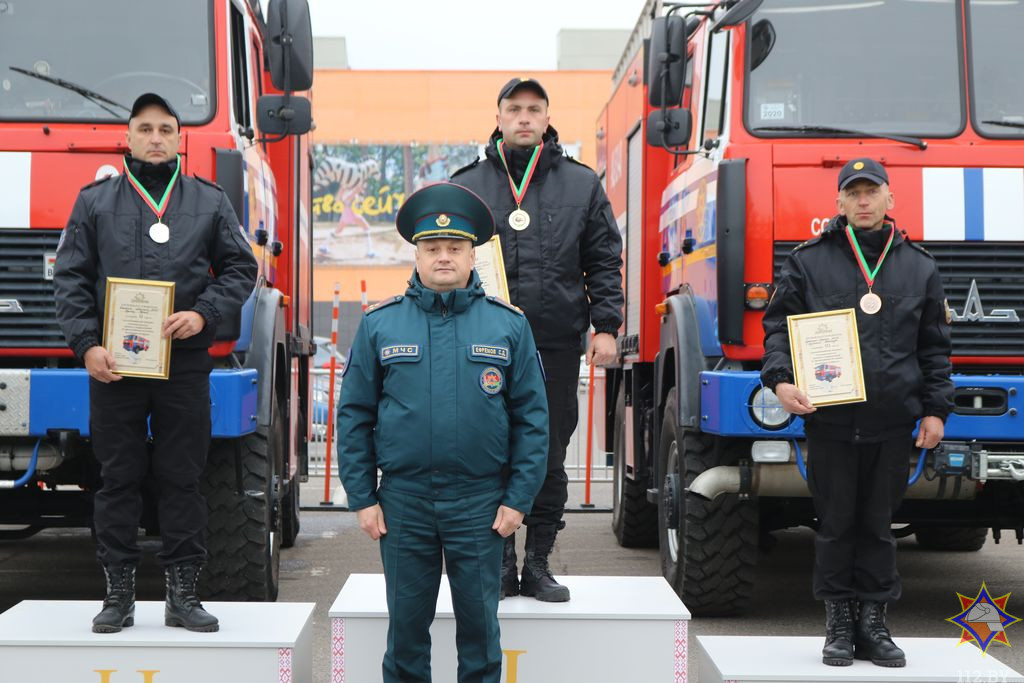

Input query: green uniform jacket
[337,270,549,513]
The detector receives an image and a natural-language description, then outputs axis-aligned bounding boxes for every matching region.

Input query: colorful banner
[312,143,482,265]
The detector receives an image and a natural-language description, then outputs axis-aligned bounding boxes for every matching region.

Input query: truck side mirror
[647,16,687,108]
[712,0,765,32]
[265,0,314,92]
[257,94,312,136]
[646,109,692,149]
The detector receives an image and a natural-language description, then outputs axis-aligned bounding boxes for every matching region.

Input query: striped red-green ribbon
[845,222,895,288]
[496,139,543,207]
[123,154,181,221]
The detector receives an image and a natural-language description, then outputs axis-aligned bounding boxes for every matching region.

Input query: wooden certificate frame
[102,277,175,380]
[787,308,867,407]
[474,234,511,302]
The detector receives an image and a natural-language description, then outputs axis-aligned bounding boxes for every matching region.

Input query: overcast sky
[305,0,642,70]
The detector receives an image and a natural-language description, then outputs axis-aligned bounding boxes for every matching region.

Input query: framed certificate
[102,277,175,379]
[474,234,510,302]
[787,308,867,407]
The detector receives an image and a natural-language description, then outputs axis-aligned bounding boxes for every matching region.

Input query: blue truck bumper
[699,370,1024,440]
[17,368,258,438]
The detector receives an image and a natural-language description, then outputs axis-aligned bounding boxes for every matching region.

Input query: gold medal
[860,291,882,315]
[508,209,531,231]
[149,222,170,244]
[497,139,542,233]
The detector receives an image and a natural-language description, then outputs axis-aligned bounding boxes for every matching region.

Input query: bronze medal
[860,291,882,315]
[508,209,531,231]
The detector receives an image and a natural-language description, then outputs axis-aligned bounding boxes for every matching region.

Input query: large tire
[611,388,658,547]
[658,388,758,616]
[202,428,282,601]
[280,475,300,548]
[915,526,988,551]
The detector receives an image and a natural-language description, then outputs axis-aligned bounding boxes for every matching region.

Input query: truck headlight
[749,386,791,429]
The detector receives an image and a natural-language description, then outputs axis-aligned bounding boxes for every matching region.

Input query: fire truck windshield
[0,0,213,125]
[969,0,1024,138]
[745,0,962,138]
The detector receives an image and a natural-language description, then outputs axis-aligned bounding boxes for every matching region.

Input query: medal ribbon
[123,154,181,222]
[845,223,895,289]
[496,139,543,208]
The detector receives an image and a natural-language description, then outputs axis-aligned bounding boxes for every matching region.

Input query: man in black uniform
[761,158,952,668]
[54,93,258,633]
[452,77,623,602]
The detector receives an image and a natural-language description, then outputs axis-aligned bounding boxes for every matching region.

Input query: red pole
[360,279,368,312]
[321,283,341,505]
[583,352,597,507]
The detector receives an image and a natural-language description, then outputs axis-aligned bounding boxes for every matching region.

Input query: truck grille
[773,241,1024,358]
[0,230,66,349]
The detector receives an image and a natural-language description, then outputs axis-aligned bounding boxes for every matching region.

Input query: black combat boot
[500,535,519,600]
[92,565,136,633]
[855,600,906,667]
[822,599,856,666]
[164,562,219,632]
[519,524,570,602]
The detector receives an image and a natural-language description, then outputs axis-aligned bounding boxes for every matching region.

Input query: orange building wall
[312,70,613,166]
[310,69,613,312]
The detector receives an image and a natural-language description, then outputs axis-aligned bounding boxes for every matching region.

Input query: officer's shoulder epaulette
[485,296,523,315]
[365,295,403,315]
[564,154,594,171]
[80,174,114,191]
[906,238,935,260]
[194,175,225,192]
[450,158,480,178]
[792,235,824,252]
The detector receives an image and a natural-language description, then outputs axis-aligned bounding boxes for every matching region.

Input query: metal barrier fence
[307,367,612,483]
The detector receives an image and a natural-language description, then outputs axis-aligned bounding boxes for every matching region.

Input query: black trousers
[523,349,579,528]
[89,351,212,567]
[806,432,913,602]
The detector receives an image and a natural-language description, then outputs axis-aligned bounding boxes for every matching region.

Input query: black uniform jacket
[760,216,953,442]
[451,127,624,352]
[54,170,258,359]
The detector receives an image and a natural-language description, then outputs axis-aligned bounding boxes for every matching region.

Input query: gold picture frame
[786,308,867,407]
[474,234,511,302]
[102,277,175,380]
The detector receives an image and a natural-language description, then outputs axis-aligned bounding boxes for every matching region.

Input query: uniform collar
[405,269,484,314]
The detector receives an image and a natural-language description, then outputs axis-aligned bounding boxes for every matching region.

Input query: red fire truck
[599,0,1024,615]
[0,0,316,601]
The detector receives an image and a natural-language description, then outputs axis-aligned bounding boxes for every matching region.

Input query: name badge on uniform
[381,345,420,364]
[470,344,510,363]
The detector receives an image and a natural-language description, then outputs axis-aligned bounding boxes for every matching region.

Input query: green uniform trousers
[378,487,506,683]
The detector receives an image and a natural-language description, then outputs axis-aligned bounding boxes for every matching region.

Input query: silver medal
[508,209,530,231]
[149,222,169,244]
[860,291,882,315]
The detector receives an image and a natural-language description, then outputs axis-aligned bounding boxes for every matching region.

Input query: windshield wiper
[752,125,927,151]
[8,66,129,118]
[981,119,1024,130]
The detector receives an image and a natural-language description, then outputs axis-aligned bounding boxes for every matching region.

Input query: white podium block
[0,600,315,683]
[329,574,690,682]
[696,635,1024,682]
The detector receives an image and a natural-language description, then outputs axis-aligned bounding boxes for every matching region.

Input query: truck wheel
[280,476,300,548]
[658,388,757,616]
[202,429,281,601]
[611,388,658,547]
[915,526,987,551]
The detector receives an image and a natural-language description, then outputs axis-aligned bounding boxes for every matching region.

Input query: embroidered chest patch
[471,344,510,362]
[480,366,503,395]
[381,345,420,361]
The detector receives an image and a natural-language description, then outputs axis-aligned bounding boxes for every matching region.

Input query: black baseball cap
[129,93,180,128]
[497,77,549,105]
[838,158,889,190]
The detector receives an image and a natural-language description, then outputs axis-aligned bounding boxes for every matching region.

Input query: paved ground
[1,479,1022,682]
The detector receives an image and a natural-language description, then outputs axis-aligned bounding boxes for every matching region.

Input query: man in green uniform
[337,182,549,683]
